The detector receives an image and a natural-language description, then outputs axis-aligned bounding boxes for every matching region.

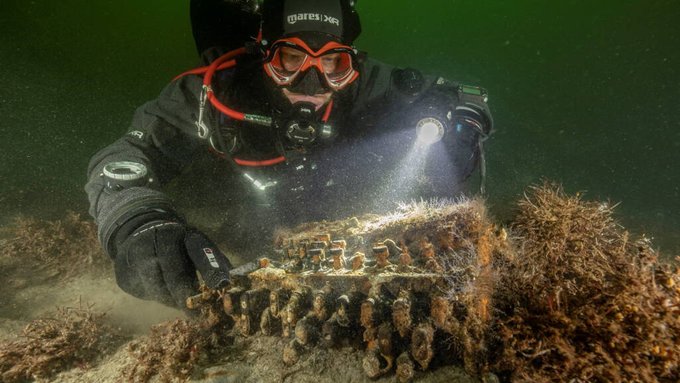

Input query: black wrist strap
[106,208,182,258]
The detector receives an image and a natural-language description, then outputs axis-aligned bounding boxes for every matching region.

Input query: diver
[85,0,493,309]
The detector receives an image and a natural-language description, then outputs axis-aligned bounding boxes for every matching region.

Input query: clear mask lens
[266,41,356,90]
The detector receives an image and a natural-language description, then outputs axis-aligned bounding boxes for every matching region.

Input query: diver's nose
[295,68,327,96]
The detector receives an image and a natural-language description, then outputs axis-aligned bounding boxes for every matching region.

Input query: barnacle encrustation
[187,199,500,379]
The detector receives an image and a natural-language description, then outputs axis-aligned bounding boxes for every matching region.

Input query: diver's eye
[280,47,306,72]
[320,53,341,73]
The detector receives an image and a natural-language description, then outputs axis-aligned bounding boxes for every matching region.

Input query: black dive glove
[114,220,231,309]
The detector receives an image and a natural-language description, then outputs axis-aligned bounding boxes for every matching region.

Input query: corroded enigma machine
[188,202,496,381]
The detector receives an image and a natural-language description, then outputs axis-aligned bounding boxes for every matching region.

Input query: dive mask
[264,37,358,91]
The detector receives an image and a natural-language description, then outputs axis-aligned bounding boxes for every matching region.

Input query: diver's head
[260,0,362,111]
[261,0,361,46]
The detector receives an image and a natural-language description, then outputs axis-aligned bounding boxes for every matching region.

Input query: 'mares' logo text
[287,13,340,26]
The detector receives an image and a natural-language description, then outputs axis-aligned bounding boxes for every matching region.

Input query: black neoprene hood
[261,0,361,45]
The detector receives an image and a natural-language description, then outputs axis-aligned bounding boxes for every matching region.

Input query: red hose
[204,48,247,121]
[322,99,334,122]
[203,47,246,86]
[174,47,287,166]
[172,60,236,81]
[173,48,248,121]
[233,156,286,167]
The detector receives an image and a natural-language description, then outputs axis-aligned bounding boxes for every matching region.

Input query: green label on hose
[245,114,273,126]
[461,85,482,96]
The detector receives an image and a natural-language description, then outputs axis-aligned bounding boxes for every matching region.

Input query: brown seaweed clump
[493,183,680,382]
[124,287,233,383]
[0,305,126,382]
[0,211,110,280]
[125,319,206,383]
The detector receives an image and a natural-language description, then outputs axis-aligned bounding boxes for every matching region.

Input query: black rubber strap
[104,206,182,258]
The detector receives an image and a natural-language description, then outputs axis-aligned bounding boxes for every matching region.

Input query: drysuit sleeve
[85,74,208,257]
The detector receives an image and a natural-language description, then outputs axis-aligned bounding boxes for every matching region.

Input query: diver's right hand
[114,220,231,309]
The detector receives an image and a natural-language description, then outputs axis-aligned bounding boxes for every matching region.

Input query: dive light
[415,116,446,145]
[414,84,490,146]
[414,104,451,146]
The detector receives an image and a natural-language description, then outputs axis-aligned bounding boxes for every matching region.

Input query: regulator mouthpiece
[283,102,333,147]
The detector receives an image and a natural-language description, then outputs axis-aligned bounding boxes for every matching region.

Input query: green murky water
[1,0,678,255]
